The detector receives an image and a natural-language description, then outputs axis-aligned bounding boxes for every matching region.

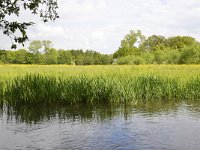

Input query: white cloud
[29,24,70,39]
[1,0,200,53]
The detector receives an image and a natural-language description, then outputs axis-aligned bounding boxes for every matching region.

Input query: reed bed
[1,74,200,106]
[0,81,4,105]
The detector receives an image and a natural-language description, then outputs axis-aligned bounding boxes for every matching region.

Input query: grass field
[1,64,200,81]
[1,64,200,105]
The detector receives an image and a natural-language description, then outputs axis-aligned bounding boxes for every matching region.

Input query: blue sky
[1,0,200,54]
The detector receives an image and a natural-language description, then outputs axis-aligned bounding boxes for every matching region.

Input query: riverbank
[1,65,200,105]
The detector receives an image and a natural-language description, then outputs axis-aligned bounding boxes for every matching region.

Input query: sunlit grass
[1,64,200,81]
[1,64,200,105]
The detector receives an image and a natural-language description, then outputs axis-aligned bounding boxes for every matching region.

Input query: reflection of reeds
[1,74,200,105]
[1,102,181,124]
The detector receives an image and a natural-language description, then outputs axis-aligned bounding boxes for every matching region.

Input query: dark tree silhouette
[0,0,59,48]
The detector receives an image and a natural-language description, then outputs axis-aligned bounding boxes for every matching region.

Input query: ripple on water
[1,103,200,150]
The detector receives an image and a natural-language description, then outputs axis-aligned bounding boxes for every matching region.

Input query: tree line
[114,30,200,64]
[0,40,112,65]
[1,30,200,65]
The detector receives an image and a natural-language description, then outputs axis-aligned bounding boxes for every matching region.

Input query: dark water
[1,101,200,150]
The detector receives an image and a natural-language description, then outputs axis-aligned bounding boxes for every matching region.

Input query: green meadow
[1,65,200,105]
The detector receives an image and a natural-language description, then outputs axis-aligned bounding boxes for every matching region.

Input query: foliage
[58,50,72,64]
[117,55,145,65]
[28,40,42,54]
[43,40,53,51]
[179,45,200,64]
[0,49,112,65]
[166,36,197,49]
[45,48,58,64]
[2,29,200,65]
[114,30,200,65]
[0,0,59,48]
[140,35,166,51]
[113,30,145,58]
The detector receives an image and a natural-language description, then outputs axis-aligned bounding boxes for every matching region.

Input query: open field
[1,64,200,81]
[1,65,200,105]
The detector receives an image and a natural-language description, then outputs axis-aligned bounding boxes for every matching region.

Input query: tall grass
[0,81,4,105]
[1,74,200,106]
[133,76,180,100]
[1,65,200,82]
[4,75,61,105]
[183,77,200,100]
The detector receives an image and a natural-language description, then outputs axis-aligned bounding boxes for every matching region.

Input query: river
[1,101,200,150]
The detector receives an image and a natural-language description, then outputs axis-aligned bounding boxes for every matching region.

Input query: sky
[1,0,200,54]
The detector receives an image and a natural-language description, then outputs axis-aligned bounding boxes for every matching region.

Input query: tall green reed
[183,77,200,100]
[133,76,180,100]
[0,81,4,105]
[2,74,200,106]
[4,75,60,105]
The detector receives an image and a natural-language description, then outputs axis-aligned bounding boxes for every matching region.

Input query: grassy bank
[0,65,200,105]
[1,73,200,105]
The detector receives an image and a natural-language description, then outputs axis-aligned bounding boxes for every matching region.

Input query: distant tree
[83,55,94,65]
[166,36,198,49]
[42,40,53,52]
[25,52,35,64]
[75,55,84,65]
[4,51,15,63]
[142,52,154,64]
[93,53,103,65]
[70,50,85,64]
[83,50,97,65]
[45,48,58,64]
[179,45,200,64]
[94,53,113,65]
[153,48,167,64]
[163,48,180,64]
[140,35,166,51]
[28,40,42,54]
[14,49,28,64]
[34,53,45,64]
[116,55,145,65]
[113,30,145,58]
[0,0,59,48]
[0,50,7,63]
[58,50,72,64]
[70,50,84,58]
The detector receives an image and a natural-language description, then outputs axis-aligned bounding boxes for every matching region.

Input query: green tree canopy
[58,50,72,64]
[43,40,53,52]
[113,30,145,58]
[140,35,166,51]
[28,40,42,54]
[166,36,198,49]
[113,30,200,65]
[45,48,58,64]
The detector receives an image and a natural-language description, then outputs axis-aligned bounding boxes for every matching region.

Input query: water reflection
[0,100,190,124]
[1,100,200,150]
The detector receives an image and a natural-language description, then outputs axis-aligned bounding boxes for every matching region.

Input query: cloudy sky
[1,0,200,54]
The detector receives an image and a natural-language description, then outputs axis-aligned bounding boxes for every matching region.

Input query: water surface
[1,101,200,150]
